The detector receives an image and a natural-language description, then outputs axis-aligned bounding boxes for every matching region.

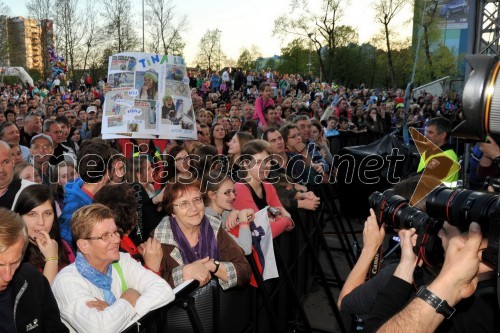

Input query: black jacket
[11,263,68,332]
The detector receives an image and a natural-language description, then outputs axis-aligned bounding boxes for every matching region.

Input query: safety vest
[132,149,162,162]
[417,148,459,182]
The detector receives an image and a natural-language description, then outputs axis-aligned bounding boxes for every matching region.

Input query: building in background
[0,16,53,75]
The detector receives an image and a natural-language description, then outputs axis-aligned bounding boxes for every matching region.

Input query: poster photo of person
[161,95,176,122]
[110,55,136,71]
[136,69,159,100]
[166,64,186,82]
[134,100,157,130]
[109,72,134,88]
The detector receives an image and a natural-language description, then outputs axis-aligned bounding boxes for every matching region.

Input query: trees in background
[195,29,225,71]
[101,0,139,54]
[145,0,187,56]
[273,0,348,83]
[373,0,411,89]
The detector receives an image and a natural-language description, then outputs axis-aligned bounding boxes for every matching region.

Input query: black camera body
[369,187,500,269]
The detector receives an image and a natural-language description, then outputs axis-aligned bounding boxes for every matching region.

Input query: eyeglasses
[175,155,190,162]
[67,116,76,119]
[83,229,122,242]
[172,196,204,210]
[216,189,237,197]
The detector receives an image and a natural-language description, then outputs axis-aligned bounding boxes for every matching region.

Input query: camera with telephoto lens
[369,190,444,265]
[369,187,500,269]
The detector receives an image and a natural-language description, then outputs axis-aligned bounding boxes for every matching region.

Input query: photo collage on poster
[102,53,196,140]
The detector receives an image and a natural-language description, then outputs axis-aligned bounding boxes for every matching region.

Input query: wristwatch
[212,260,220,274]
[416,286,456,319]
[492,156,500,165]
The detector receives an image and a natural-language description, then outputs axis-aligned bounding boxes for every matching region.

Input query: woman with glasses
[165,145,193,183]
[52,204,173,332]
[154,179,251,289]
[203,172,253,255]
[14,184,75,284]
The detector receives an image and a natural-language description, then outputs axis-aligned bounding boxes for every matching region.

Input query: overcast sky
[8,0,413,65]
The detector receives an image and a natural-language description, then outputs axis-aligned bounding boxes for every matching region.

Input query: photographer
[477,135,500,181]
[377,223,489,333]
[338,177,428,318]
[339,176,499,333]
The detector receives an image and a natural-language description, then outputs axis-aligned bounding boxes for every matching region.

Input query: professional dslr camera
[369,187,500,270]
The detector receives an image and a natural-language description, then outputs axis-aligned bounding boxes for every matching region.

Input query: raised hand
[138,237,163,273]
[35,230,58,260]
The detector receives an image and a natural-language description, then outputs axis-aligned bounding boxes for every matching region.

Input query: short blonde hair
[0,208,28,254]
[71,204,114,241]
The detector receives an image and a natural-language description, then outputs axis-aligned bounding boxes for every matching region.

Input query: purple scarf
[170,215,220,264]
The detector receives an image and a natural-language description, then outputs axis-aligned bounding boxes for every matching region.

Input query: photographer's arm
[377,223,482,333]
[338,209,385,308]
[364,229,418,332]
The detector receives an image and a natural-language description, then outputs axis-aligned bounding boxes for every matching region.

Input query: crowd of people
[0,66,497,333]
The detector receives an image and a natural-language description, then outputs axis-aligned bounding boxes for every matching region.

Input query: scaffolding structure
[473,0,500,55]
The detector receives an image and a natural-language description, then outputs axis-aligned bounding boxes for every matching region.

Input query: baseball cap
[86,106,97,113]
[396,103,405,109]
[30,133,53,146]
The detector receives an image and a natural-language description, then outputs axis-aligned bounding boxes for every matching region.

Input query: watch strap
[212,260,220,274]
[416,286,456,319]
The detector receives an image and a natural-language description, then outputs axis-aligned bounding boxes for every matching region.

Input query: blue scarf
[75,252,116,305]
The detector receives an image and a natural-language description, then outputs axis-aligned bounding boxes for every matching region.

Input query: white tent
[0,67,34,86]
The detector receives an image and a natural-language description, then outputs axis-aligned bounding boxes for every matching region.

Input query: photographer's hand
[338,209,384,308]
[427,222,482,306]
[378,223,482,333]
[479,135,500,167]
[393,228,417,283]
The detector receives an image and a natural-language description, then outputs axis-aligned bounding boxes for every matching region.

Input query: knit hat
[144,70,158,83]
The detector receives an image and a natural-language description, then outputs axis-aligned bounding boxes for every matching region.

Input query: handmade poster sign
[102,53,196,140]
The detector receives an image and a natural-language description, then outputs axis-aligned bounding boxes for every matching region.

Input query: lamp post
[307,33,313,76]
[142,0,145,52]
[216,29,221,71]
[83,41,91,76]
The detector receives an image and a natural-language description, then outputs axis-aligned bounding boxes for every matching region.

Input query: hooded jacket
[59,178,92,245]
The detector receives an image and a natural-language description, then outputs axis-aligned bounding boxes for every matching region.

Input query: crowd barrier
[121,183,355,333]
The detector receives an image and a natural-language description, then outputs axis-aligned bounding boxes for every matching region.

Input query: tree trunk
[316,48,326,83]
[385,22,396,89]
[423,26,435,81]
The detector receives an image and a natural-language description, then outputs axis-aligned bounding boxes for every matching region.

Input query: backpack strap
[112,262,128,293]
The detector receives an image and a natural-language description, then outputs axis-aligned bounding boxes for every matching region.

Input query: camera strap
[368,245,384,278]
